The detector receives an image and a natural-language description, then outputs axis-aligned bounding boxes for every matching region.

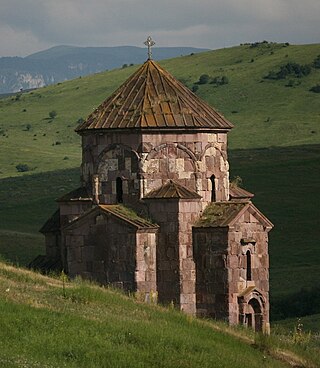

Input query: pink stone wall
[146,199,180,305]
[193,227,229,319]
[228,217,270,327]
[80,131,230,207]
[63,212,157,293]
[145,198,201,314]
[193,209,270,328]
[178,200,202,315]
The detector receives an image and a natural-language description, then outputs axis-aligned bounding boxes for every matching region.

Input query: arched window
[116,177,123,203]
[246,250,252,281]
[210,175,216,202]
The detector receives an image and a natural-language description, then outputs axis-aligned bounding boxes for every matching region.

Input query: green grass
[273,314,320,334]
[1,262,318,368]
[0,230,43,266]
[0,43,319,178]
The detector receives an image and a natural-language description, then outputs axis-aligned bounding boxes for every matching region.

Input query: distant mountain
[0,45,208,93]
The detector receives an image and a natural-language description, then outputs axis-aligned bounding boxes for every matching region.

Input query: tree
[49,110,57,119]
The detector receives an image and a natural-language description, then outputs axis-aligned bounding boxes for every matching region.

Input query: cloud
[0,0,319,56]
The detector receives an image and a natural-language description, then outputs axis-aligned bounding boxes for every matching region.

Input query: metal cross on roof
[144,36,155,60]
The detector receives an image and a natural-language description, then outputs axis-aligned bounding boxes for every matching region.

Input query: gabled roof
[64,204,158,230]
[195,202,247,227]
[194,201,273,229]
[57,187,92,202]
[39,209,60,233]
[99,205,158,229]
[144,180,201,200]
[229,185,254,200]
[76,60,233,132]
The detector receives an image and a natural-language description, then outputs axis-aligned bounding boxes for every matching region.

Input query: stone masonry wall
[59,201,92,227]
[227,211,269,326]
[193,227,229,319]
[135,231,157,297]
[146,199,181,305]
[80,131,230,207]
[64,212,157,294]
[178,200,202,315]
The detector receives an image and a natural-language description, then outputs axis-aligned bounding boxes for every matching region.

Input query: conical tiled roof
[76,60,233,132]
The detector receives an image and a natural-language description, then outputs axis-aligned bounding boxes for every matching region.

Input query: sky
[0,0,319,57]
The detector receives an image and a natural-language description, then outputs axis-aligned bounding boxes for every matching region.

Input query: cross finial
[144,36,155,60]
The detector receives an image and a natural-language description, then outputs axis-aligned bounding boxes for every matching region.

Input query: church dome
[76,59,233,132]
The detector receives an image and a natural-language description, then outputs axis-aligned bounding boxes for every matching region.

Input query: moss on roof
[99,205,158,229]
[195,202,247,227]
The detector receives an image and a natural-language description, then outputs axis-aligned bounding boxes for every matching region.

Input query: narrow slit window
[210,175,216,202]
[246,250,252,281]
[116,177,123,203]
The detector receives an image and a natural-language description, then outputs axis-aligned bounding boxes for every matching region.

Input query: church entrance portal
[246,298,263,332]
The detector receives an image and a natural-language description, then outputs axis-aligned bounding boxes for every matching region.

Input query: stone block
[227,255,239,268]
[181,282,195,294]
[180,293,196,305]
[181,303,196,315]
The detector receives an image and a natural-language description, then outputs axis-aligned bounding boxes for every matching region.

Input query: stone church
[34,43,273,332]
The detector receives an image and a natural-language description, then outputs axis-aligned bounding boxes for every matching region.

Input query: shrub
[211,75,229,86]
[122,64,128,69]
[264,62,311,80]
[16,163,30,172]
[49,110,57,119]
[198,74,210,85]
[309,85,320,93]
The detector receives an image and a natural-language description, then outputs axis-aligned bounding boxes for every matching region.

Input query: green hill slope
[0,42,319,178]
[0,262,318,368]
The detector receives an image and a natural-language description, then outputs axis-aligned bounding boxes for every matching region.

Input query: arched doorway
[247,298,263,332]
[238,291,266,333]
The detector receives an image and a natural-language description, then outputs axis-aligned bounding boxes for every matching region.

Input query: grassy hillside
[0,262,318,368]
[0,42,319,178]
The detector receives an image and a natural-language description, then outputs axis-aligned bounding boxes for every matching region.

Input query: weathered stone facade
[36,59,273,332]
[81,131,229,208]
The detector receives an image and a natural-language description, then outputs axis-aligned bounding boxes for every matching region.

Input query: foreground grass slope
[0,42,319,178]
[1,262,318,368]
